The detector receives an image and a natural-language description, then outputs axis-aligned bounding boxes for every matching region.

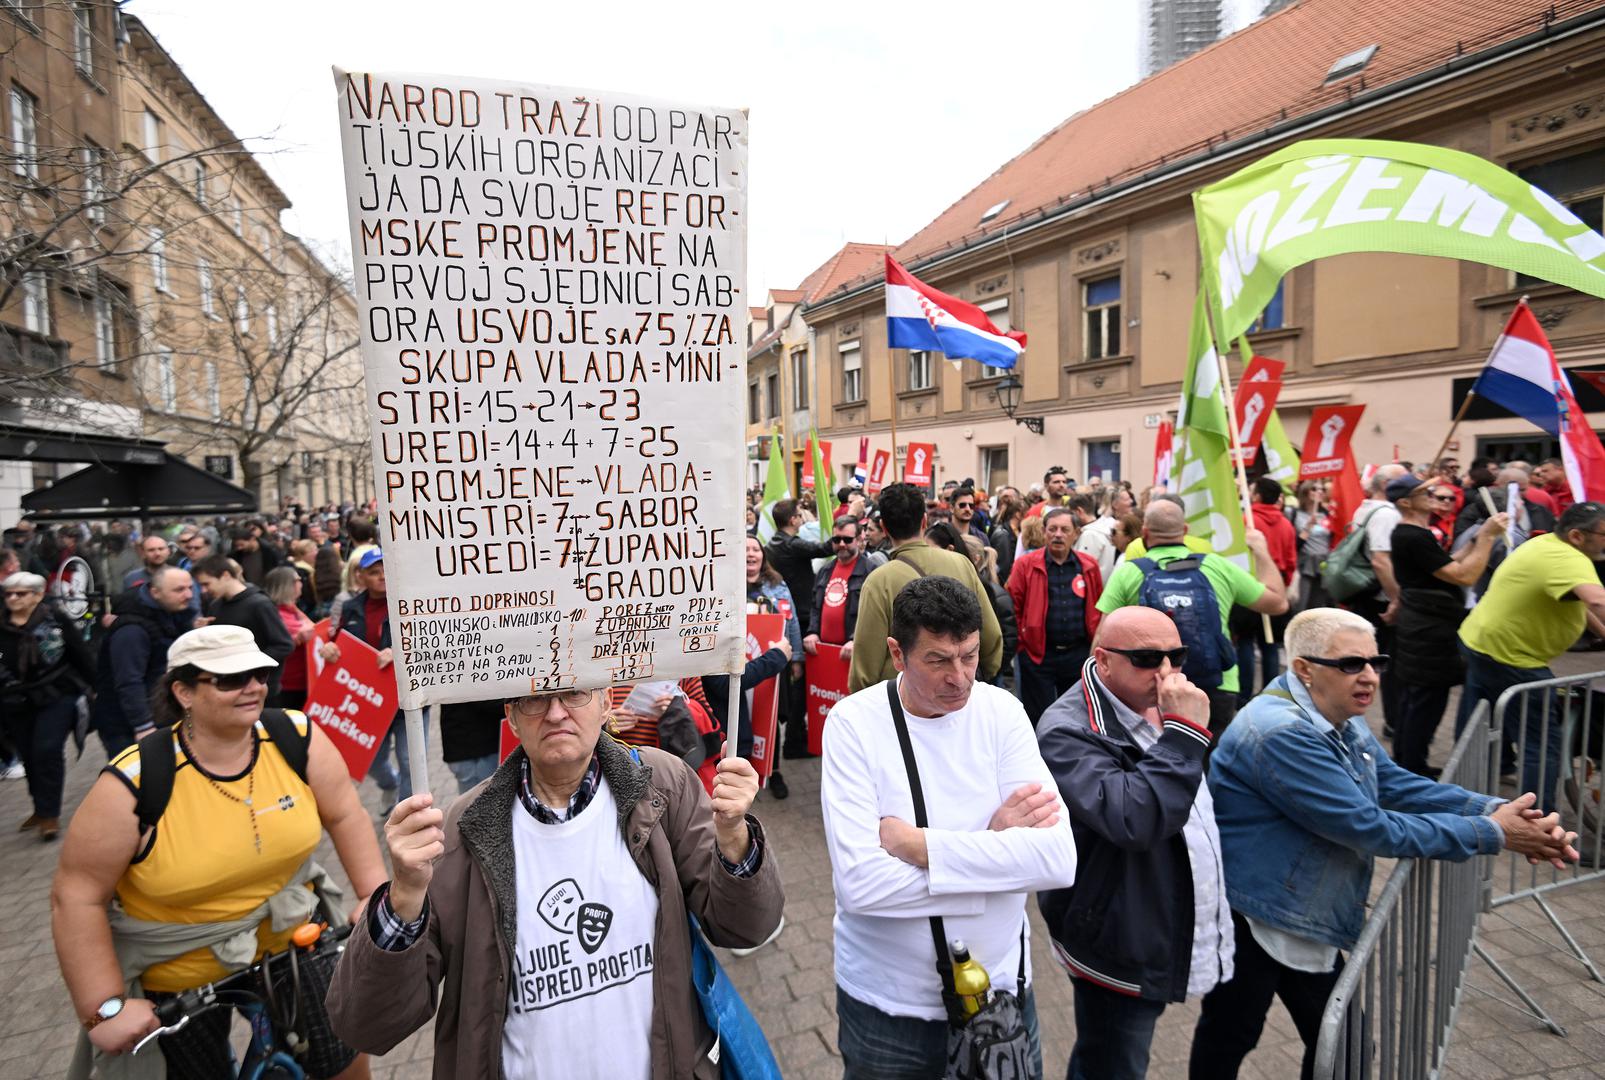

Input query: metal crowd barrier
[1315,669,1605,1078]
[1312,699,1498,1080]
[1478,671,1605,1034]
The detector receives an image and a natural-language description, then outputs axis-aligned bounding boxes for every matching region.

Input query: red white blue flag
[885,255,1026,369]
[1473,301,1605,502]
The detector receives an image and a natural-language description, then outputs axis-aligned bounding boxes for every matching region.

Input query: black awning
[0,422,167,465]
[21,453,257,521]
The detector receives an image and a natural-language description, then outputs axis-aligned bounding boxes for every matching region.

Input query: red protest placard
[1298,405,1367,479]
[904,442,936,488]
[867,449,891,494]
[805,643,850,756]
[1232,378,1282,465]
[303,618,332,698]
[302,630,397,780]
[800,437,833,490]
[1241,354,1285,384]
[745,613,784,785]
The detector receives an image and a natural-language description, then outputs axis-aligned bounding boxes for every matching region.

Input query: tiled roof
[859,0,1605,287]
[769,289,805,303]
[796,242,893,304]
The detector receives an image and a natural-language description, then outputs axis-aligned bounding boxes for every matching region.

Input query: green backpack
[1321,508,1384,602]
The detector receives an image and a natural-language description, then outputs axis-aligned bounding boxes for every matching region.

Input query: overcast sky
[127,0,1261,298]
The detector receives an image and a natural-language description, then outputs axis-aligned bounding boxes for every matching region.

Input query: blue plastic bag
[687,914,782,1080]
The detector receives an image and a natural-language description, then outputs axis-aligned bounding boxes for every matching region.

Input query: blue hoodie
[91,584,194,733]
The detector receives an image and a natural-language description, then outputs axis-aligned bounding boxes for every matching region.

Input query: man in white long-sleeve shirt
[823,575,1079,1079]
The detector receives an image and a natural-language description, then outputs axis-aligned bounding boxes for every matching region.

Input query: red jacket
[1006,548,1103,665]
[1251,502,1298,584]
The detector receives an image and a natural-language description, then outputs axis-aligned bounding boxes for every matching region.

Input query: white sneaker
[1,762,24,781]
[728,916,785,958]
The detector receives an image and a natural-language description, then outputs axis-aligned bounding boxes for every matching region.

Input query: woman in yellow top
[52,625,386,1078]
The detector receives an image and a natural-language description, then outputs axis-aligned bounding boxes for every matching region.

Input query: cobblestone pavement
[5,659,1605,1078]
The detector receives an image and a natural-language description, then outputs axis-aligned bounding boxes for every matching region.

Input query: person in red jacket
[1235,477,1299,705]
[1007,507,1104,723]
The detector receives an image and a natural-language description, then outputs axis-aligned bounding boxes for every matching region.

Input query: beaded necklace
[179,725,263,855]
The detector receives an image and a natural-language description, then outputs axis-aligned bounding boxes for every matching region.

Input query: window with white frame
[155,346,176,411]
[907,349,932,391]
[142,109,164,162]
[198,258,215,317]
[790,350,809,409]
[20,271,49,335]
[979,298,1011,333]
[206,361,220,420]
[1083,275,1122,360]
[73,2,94,74]
[265,303,278,345]
[150,229,169,292]
[841,342,862,402]
[93,291,116,368]
[11,85,38,180]
[80,143,106,224]
[234,287,250,334]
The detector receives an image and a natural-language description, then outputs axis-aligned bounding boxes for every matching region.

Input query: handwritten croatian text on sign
[333,71,749,710]
[304,630,397,780]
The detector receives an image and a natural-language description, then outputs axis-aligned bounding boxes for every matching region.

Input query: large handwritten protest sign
[334,71,749,711]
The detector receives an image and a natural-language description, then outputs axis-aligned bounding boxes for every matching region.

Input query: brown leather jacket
[327,738,784,1078]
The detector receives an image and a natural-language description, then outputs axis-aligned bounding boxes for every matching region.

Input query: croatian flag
[1472,301,1605,502]
[885,255,1026,369]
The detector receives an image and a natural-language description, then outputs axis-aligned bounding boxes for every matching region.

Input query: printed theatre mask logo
[577,902,614,954]
[537,879,614,954]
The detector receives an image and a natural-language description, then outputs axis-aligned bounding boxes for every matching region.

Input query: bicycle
[132,921,353,1079]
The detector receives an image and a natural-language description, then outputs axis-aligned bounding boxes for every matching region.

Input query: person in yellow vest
[51,625,386,1078]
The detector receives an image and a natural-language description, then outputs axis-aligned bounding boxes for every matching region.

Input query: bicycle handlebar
[132,922,352,1056]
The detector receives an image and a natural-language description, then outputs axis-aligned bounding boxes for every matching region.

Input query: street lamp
[994,373,1044,435]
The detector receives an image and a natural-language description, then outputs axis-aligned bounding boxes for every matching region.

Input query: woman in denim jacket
[1189,607,1577,1080]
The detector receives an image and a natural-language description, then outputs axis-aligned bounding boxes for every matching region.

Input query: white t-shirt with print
[501,777,658,1080]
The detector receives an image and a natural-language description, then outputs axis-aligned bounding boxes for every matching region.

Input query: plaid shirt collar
[517,752,603,824]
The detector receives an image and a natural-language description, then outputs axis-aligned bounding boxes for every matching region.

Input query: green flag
[1194,138,1605,348]
[1262,411,1300,488]
[810,431,838,525]
[1175,291,1248,564]
[756,427,789,542]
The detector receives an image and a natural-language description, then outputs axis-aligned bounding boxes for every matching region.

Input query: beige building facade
[0,2,366,521]
[801,2,1605,497]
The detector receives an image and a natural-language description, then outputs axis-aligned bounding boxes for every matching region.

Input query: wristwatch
[84,995,124,1030]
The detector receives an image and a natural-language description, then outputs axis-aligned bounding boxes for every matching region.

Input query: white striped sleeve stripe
[1162,718,1213,747]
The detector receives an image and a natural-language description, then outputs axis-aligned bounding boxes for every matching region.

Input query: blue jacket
[1209,674,1504,949]
[92,585,194,732]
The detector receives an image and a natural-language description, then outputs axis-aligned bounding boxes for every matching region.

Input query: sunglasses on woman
[1302,654,1390,675]
[1103,646,1190,669]
[510,688,597,717]
[196,668,274,692]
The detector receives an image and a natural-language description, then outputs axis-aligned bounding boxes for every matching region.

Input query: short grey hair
[2,571,46,593]
[1367,463,1406,496]
[1286,607,1375,660]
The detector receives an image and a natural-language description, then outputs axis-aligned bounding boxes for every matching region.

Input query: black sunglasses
[196,668,274,692]
[1302,654,1390,675]
[830,535,857,545]
[1103,646,1190,670]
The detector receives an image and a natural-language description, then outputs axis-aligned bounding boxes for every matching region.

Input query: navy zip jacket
[91,586,194,733]
[1036,660,1215,1002]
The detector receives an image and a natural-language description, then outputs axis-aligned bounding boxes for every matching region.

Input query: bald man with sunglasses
[1035,607,1229,1080]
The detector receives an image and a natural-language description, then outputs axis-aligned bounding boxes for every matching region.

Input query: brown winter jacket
[326,737,784,1079]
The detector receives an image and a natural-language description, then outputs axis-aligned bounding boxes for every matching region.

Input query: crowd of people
[2,449,1594,1078]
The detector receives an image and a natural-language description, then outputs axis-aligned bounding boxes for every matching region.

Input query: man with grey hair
[1193,606,1578,1077]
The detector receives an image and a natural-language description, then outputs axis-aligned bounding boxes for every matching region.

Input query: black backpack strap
[885,680,957,998]
[259,708,311,784]
[132,727,177,835]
